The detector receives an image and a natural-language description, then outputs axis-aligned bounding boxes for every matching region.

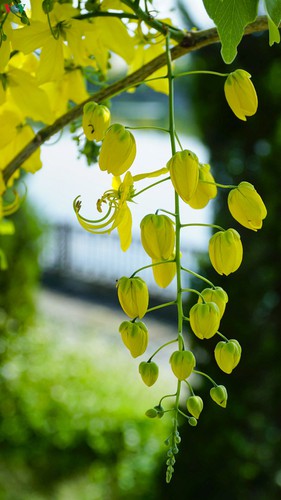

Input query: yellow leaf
[11,22,51,54]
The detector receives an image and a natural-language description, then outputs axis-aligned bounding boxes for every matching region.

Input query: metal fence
[40,223,203,300]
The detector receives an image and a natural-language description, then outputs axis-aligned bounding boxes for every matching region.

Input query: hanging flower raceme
[209,228,243,275]
[99,124,136,175]
[73,172,134,251]
[224,69,258,121]
[140,213,175,260]
[82,102,111,141]
[228,181,267,231]
[187,163,217,209]
[167,150,199,203]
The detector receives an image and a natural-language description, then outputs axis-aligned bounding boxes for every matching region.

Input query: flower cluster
[72,59,267,482]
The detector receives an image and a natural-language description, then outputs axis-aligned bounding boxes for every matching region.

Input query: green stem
[132,176,170,198]
[217,331,229,342]
[193,370,218,386]
[184,379,195,396]
[181,267,215,288]
[181,288,205,300]
[159,392,177,406]
[181,223,225,231]
[204,181,237,189]
[178,409,190,420]
[148,339,178,362]
[175,131,183,150]
[156,208,176,217]
[125,126,169,133]
[146,301,177,313]
[175,70,229,79]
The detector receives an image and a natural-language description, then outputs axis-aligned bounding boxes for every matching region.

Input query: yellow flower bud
[186,395,204,419]
[169,350,196,380]
[119,320,148,358]
[99,124,136,176]
[82,102,111,141]
[117,276,149,319]
[198,287,228,319]
[188,163,217,209]
[152,256,176,289]
[228,181,267,231]
[224,69,258,121]
[189,302,220,340]
[140,214,175,260]
[167,150,199,203]
[139,361,159,386]
[209,228,243,276]
[210,385,228,408]
[214,339,242,374]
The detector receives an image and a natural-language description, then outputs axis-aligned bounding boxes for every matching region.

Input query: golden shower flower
[73,172,134,252]
[209,228,243,276]
[214,339,242,374]
[82,102,110,141]
[117,276,149,319]
[170,350,196,380]
[167,150,199,203]
[187,163,217,209]
[99,124,136,176]
[119,320,148,358]
[140,213,175,260]
[189,302,221,340]
[224,69,258,121]
[228,181,267,231]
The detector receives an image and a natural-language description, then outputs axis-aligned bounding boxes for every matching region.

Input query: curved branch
[3,15,270,184]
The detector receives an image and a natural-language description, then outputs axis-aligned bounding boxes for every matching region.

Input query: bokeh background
[1,3,281,499]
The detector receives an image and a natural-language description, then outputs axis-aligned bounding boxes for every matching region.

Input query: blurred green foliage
[0,318,169,499]
[0,201,41,330]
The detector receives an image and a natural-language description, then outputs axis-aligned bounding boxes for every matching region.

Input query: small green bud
[167,150,199,203]
[154,405,165,418]
[145,408,158,418]
[186,395,204,419]
[42,0,54,13]
[188,417,198,427]
[228,181,267,231]
[210,385,228,408]
[140,214,175,260]
[119,321,148,358]
[170,350,196,380]
[117,276,149,319]
[139,361,159,386]
[189,301,220,340]
[209,228,243,276]
[198,287,228,319]
[214,339,242,374]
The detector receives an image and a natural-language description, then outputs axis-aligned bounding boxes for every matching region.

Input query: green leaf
[203,0,259,63]
[264,0,281,25]
[268,15,280,45]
